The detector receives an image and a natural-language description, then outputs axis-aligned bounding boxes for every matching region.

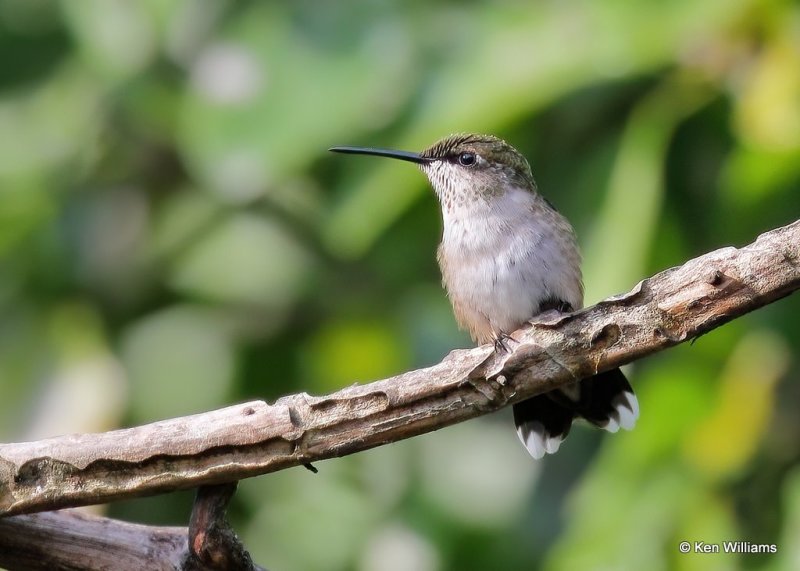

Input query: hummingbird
[330,134,638,459]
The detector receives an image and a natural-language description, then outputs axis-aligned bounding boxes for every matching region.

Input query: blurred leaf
[149,189,223,261]
[674,492,738,571]
[545,357,715,571]
[120,305,235,421]
[583,76,712,303]
[0,63,101,178]
[73,187,150,302]
[418,419,539,528]
[359,523,441,571]
[684,330,788,480]
[606,357,716,473]
[169,212,313,310]
[25,302,127,439]
[0,178,54,256]
[177,2,415,202]
[720,146,800,206]
[733,29,800,152]
[775,468,800,571]
[301,318,410,392]
[0,0,68,88]
[0,304,48,437]
[242,466,378,571]
[60,0,157,80]
[547,469,687,571]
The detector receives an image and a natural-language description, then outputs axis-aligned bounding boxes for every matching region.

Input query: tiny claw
[303,463,319,473]
[493,332,515,353]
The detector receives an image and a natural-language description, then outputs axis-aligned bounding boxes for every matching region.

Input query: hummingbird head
[330,133,537,212]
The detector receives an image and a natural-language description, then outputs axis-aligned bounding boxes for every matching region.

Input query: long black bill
[329,146,431,164]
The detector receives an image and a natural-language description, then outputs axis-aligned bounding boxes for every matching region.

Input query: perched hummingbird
[330,134,638,459]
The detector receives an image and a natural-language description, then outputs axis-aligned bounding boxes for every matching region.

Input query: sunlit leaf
[301,318,410,392]
[684,330,788,480]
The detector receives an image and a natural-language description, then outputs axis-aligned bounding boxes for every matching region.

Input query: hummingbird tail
[513,393,574,459]
[513,368,638,459]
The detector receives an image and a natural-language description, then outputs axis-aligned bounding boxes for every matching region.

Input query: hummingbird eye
[457,152,476,166]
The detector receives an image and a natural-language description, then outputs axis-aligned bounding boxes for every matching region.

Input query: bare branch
[187,483,265,571]
[1,219,798,519]
[0,509,188,570]
[0,487,269,571]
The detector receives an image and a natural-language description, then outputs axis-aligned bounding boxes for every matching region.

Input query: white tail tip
[516,421,567,460]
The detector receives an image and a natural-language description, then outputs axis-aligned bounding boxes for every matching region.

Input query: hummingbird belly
[438,214,582,345]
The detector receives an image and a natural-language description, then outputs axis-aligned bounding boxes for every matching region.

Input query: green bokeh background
[1,1,799,570]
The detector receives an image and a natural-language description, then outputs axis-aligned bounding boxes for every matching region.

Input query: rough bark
[0,509,188,570]
[0,486,267,571]
[0,219,798,558]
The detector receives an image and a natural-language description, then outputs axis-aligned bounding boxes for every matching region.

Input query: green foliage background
[1,1,799,570]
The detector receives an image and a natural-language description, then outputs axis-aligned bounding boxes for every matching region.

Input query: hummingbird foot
[492,332,517,353]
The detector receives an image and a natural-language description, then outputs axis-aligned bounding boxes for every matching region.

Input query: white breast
[437,187,582,343]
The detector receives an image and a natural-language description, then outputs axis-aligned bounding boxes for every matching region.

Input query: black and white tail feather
[513,368,638,459]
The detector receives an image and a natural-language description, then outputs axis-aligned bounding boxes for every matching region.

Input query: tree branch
[0,509,188,570]
[1,219,798,521]
[0,485,268,571]
[187,483,264,570]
